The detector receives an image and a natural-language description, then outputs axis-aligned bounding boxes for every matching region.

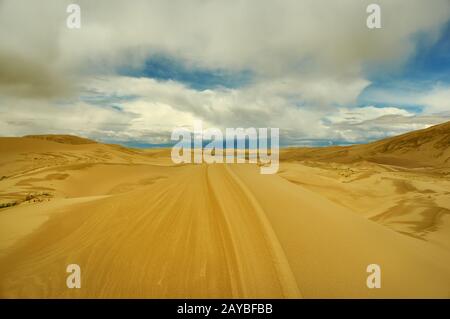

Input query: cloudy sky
[0,0,449,146]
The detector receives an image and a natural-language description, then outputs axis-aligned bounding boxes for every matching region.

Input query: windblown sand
[0,123,449,298]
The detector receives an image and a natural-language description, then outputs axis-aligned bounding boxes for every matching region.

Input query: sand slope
[280,121,450,168]
[0,126,449,298]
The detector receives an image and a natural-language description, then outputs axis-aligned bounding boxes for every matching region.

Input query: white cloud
[420,86,450,114]
[1,0,449,95]
[325,109,450,142]
[0,1,449,144]
[326,106,413,125]
[1,75,448,145]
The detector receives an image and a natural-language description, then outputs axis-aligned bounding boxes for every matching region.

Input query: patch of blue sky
[356,82,425,113]
[120,137,283,149]
[404,21,450,83]
[357,20,450,112]
[119,54,252,91]
[108,138,372,148]
[366,21,449,84]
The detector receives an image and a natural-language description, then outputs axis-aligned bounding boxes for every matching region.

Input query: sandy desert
[0,122,449,298]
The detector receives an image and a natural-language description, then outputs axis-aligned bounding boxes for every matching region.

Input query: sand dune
[280,121,450,168]
[0,123,449,298]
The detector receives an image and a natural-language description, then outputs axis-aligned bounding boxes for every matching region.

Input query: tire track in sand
[0,164,301,298]
[206,164,301,298]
